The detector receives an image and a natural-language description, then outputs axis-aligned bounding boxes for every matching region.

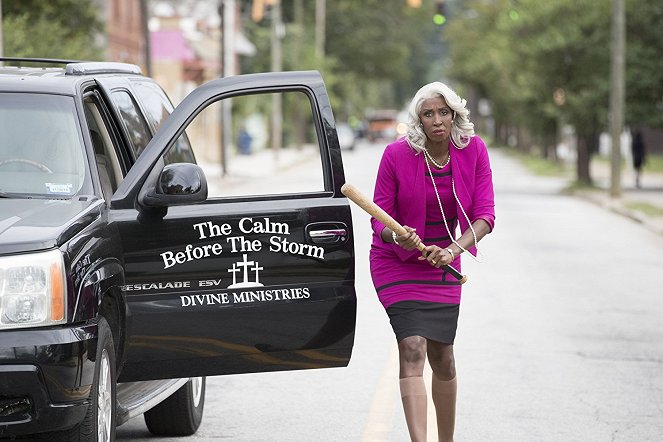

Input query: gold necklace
[424,148,450,169]
[423,152,481,263]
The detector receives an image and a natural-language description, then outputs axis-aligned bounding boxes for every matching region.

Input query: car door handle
[308,229,347,243]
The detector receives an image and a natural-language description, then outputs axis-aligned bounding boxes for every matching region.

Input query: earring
[419,123,423,128]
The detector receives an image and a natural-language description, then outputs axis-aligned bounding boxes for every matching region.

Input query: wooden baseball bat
[341,183,467,284]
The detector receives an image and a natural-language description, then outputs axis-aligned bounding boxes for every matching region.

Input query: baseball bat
[340,183,467,284]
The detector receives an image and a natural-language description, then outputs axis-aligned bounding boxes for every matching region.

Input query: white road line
[362,345,439,441]
[361,345,400,441]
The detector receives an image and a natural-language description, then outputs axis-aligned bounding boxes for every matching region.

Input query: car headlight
[0,249,66,329]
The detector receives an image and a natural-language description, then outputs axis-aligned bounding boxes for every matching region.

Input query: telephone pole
[609,0,625,198]
[140,0,151,76]
[271,0,283,155]
[315,0,325,59]
[0,0,4,62]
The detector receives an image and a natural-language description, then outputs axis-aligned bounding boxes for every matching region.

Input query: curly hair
[405,81,475,152]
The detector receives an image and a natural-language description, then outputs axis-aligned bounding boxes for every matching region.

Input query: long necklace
[423,153,481,262]
[424,148,450,169]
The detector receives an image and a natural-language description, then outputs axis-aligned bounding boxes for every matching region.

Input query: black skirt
[386,300,460,344]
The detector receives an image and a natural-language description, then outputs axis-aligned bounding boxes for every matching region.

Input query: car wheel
[37,316,116,442]
[144,376,206,436]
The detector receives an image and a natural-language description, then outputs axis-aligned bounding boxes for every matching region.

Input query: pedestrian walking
[369,82,495,441]
[631,130,646,188]
[238,126,252,155]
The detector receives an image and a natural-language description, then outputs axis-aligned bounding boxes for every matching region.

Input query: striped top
[370,160,462,309]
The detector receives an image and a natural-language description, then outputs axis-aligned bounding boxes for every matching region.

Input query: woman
[631,130,646,188]
[369,82,495,441]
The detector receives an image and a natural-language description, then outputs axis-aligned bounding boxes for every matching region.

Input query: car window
[130,80,172,130]
[187,91,326,198]
[111,90,152,159]
[83,95,125,202]
[0,93,87,197]
[131,80,196,165]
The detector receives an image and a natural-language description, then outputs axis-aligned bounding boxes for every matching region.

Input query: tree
[446,0,663,185]
[2,0,103,61]
[241,0,439,121]
[446,0,611,185]
[625,1,663,129]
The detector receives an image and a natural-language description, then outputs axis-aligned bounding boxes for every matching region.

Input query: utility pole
[315,0,325,59]
[609,0,625,198]
[0,0,4,63]
[218,0,227,175]
[271,0,283,155]
[140,0,151,77]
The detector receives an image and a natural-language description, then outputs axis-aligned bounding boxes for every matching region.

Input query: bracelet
[391,230,399,244]
[445,248,455,260]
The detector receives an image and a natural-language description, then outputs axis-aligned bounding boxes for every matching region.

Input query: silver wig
[405,81,475,152]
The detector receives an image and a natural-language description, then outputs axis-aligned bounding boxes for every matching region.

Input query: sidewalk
[198,145,320,196]
[570,160,663,235]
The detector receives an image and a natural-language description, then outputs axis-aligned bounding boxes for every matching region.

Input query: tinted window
[83,96,125,201]
[131,80,172,131]
[0,93,87,197]
[111,90,152,158]
[131,80,196,164]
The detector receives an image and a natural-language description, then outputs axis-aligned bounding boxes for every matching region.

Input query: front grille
[0,397,31,418]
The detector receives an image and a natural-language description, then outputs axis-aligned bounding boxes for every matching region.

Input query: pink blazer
[371,136,495,262]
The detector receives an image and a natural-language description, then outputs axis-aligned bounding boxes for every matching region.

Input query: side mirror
[139,163,208,208]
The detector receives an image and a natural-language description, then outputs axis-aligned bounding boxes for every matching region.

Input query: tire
[144,377,205,436]
[36,317,116,442]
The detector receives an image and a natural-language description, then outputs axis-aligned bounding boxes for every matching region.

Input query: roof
[0,60,144,95]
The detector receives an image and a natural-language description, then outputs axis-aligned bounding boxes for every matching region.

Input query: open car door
[110,71,356,381]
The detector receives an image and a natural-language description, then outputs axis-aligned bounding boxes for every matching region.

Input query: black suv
[0,58,356,440]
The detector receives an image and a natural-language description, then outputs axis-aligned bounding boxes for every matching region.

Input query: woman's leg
[427,340,457,442]
[398,335,428,442]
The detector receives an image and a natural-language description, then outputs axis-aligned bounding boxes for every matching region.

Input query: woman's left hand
[419,245,454,268]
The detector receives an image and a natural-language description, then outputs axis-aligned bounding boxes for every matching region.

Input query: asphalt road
[117,140,663,441]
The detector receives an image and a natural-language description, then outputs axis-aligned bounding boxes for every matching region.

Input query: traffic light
[252,0,265,22]
[251,0,278,22]
[433,0,447,26]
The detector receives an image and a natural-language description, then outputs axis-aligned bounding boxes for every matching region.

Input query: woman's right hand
[394,225,421,251]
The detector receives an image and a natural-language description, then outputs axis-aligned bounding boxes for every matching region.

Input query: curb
[572,190,663,236]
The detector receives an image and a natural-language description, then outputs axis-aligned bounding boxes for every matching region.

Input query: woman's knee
[428,343,456,379]
[398,336,427,364]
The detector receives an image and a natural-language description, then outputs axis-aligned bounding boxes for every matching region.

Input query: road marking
[362,345,400,441]
[361,345,438,441]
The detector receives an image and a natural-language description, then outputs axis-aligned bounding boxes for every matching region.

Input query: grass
[505,146,663,179]
[501,146,570,176]
[624,201,663,217]
[593,153,663,173]
[644,154,663,173]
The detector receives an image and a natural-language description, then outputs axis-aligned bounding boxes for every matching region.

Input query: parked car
[366,109,399,142]
[336,122,357,150]
[0,58,356,440]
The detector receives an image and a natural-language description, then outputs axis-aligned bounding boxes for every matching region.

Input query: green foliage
[446,0,663,134]
[2,0,103,60]
[241,0,441,121]
[447,0,612,141]
[444,0,663,184]
[625,2,663,128]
